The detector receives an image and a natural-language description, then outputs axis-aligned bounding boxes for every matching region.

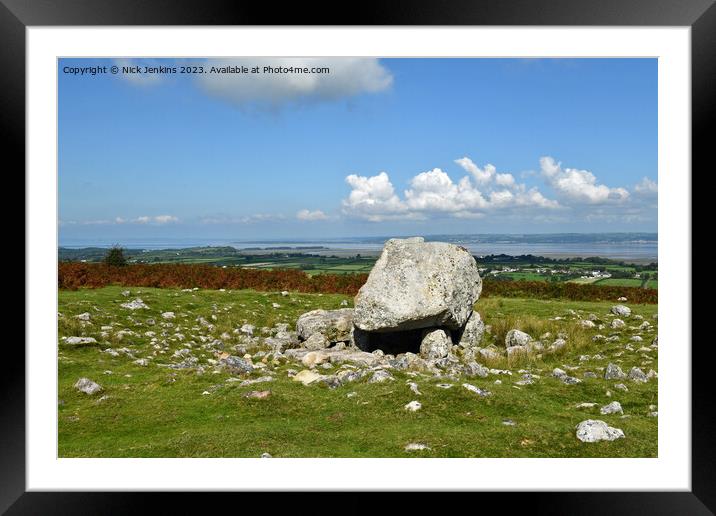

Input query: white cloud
[634,177,658,196]
[341,172,409,222]
[343,161,559,222]
[194,58,393,108]
[296,209,329,221]
[200,213,285,225]
[539,156,629,204]
[495,173,516,188]
[454,157,495,185]
[132,215,179,225]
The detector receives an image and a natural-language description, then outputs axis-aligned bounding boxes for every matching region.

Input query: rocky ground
[58,286,657,457]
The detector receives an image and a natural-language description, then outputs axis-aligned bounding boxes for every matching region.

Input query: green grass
[58,286,658,458]
[595,278,644,287]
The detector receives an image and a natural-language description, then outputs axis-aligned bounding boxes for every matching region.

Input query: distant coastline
[59,233,657,262]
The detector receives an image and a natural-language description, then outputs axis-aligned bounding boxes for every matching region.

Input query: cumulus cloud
[341,172,410,222]
[296,209,329,221]
[194,58,392,108]
[634,177,658,197]
[342,160,559,222]
[455,157,495,185]
[539,156,629,204]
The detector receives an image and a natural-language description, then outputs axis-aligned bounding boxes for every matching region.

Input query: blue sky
[58,58,657,242]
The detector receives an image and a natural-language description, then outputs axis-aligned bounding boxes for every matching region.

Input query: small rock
[64,336,98,346]
[244,390,271,399]
[74,377,102,395]
[121,298,149,310]
[628,367,649,383]
[293,369,323,385]
[505,329,532,348]
[404,400,422,412]
[404,442,430,451]
[600,401,623,415]
[369,370,394,383]
[611,305,631,317]
[161,312,176,320]
[605,363,627,380]
[462,383,491,397]
[575,419,625,442]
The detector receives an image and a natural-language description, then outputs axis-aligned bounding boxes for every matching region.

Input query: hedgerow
[58,262,657,303]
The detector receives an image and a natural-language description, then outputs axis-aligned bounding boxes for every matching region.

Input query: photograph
[56,56,660,459]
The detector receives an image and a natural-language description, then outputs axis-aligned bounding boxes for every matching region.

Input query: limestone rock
[353,237,481,332]
[611,305,631,317]
[505,329,532,348]
[575,419,625,442]
[419,328,451,360]
[457,311,485,348]
[296,308,354,342]
[74,377,102,395]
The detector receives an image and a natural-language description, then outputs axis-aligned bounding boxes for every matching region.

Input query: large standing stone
[296,309,354,342]
[353,237,481,332]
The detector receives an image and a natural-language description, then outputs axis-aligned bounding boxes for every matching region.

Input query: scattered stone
[605,363,627,380]
[368,370,395,383]
[502,418,516,426]
[261,452,272,458]
[463,361,489,378]
[133,358,150,366]
[419,328,452,359]
[301,350,330,368]
[218,356,254,375]
[239,324,255,336]
[611,319,626,329]
[74,377,102,395]
[552,368,581,385]
[76,312,91,321]
[580,320,596,329]
[272,303,281,309]
[239,376,274,387]
[281,291,289,296]
[244,390,271,399]
[600,401,623,415]
[404,442,430,451]
[64,336,98,346]
[121,290,131,297]
[293,369,323,385]
[628,367,649,383]
[618,297,627,302]
[161,312,176,320]
[611,305,631,317]
[404,400,422,412]
[462,383,491,397]
[575,402,597,409]
[296,308,354,342]
[575,419,625,442]
[505,329,532,348]
[436,383,453,389]
[407,382,422,396]
[120,298,149,310]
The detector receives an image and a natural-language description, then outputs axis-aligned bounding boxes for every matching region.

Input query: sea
[59,235,658,263]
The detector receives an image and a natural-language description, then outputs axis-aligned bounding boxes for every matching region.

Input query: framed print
[6,0,711,512]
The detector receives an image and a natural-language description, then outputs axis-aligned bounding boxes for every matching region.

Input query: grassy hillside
[58,286,658,458]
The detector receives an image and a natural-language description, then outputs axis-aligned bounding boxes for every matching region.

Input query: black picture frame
[5,0,709,513]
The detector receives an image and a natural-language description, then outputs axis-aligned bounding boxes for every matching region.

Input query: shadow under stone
[353,325,459,355]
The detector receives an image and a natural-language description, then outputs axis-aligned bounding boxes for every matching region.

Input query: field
[58,286,658,458]
[59,246,657,288]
